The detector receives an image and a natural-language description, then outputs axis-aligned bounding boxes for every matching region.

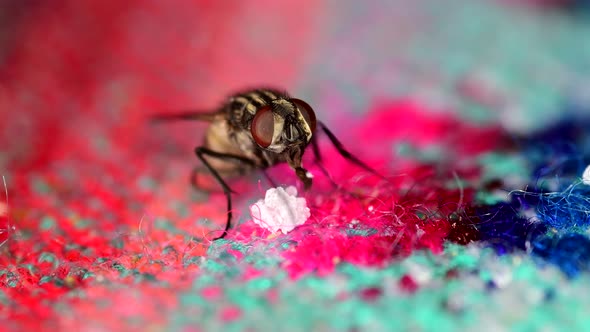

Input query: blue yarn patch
[474,116,590,277]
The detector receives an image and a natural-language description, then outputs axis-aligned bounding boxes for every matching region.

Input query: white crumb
[249,186,310,234]
[583,165,590,186]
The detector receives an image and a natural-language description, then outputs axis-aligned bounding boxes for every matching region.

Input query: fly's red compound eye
[251,105,274,148]
[290,98,317,133]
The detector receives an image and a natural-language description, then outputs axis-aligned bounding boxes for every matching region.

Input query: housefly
[152,88,381,240]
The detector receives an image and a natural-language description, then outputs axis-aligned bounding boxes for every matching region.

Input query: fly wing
[150,110,224,123]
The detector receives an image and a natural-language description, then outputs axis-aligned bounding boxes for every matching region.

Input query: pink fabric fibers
[228,100,505,278]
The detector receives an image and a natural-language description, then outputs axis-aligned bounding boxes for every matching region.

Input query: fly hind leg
[310,131,338,189]
[310,122,388,199]
[318,121,386,181]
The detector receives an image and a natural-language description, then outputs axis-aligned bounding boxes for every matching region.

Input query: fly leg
[191,164,276,193]
[318,121,386,180]
[195,147,260,240]
[310,133,338,189]
[261,171,278,188]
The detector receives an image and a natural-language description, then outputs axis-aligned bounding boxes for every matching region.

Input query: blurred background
[1,0,590,174]
[1,0,590,256]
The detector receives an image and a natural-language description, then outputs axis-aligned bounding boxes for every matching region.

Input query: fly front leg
[285,146,312,191]
[191,160,277,193]
[195,147,259,240]
[295,167,312,191]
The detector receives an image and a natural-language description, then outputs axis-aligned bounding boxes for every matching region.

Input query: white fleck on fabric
[249,186,310,234]
[583,165,590,186]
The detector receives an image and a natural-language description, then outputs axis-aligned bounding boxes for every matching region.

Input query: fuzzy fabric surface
[2,0,590,331]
